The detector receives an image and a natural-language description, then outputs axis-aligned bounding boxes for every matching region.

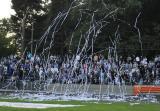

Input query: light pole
[21,14,26,53]
[31,21,34,54]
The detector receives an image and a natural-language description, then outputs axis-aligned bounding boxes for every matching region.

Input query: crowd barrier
[133,85,160,96]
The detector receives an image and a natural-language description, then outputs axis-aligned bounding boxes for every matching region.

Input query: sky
[0,0,15,19]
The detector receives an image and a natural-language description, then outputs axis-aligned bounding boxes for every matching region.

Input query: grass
[0,99,159,111]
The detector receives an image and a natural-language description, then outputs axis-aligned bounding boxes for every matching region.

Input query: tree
[0,19,16,57]
[11,0,46,53]
[10,0,160,57]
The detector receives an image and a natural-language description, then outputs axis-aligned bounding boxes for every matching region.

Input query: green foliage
[0,19,16,57]
[9,0,160,57]
[11,0,47,53]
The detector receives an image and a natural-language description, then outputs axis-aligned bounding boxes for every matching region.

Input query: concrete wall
[47,84,134,95]
[0,82,134,95]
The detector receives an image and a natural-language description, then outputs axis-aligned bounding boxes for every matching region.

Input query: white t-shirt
[136,57,140,62]
[76,55,80,61]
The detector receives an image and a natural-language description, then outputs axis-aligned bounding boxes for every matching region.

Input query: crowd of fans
[0,53,160,86]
